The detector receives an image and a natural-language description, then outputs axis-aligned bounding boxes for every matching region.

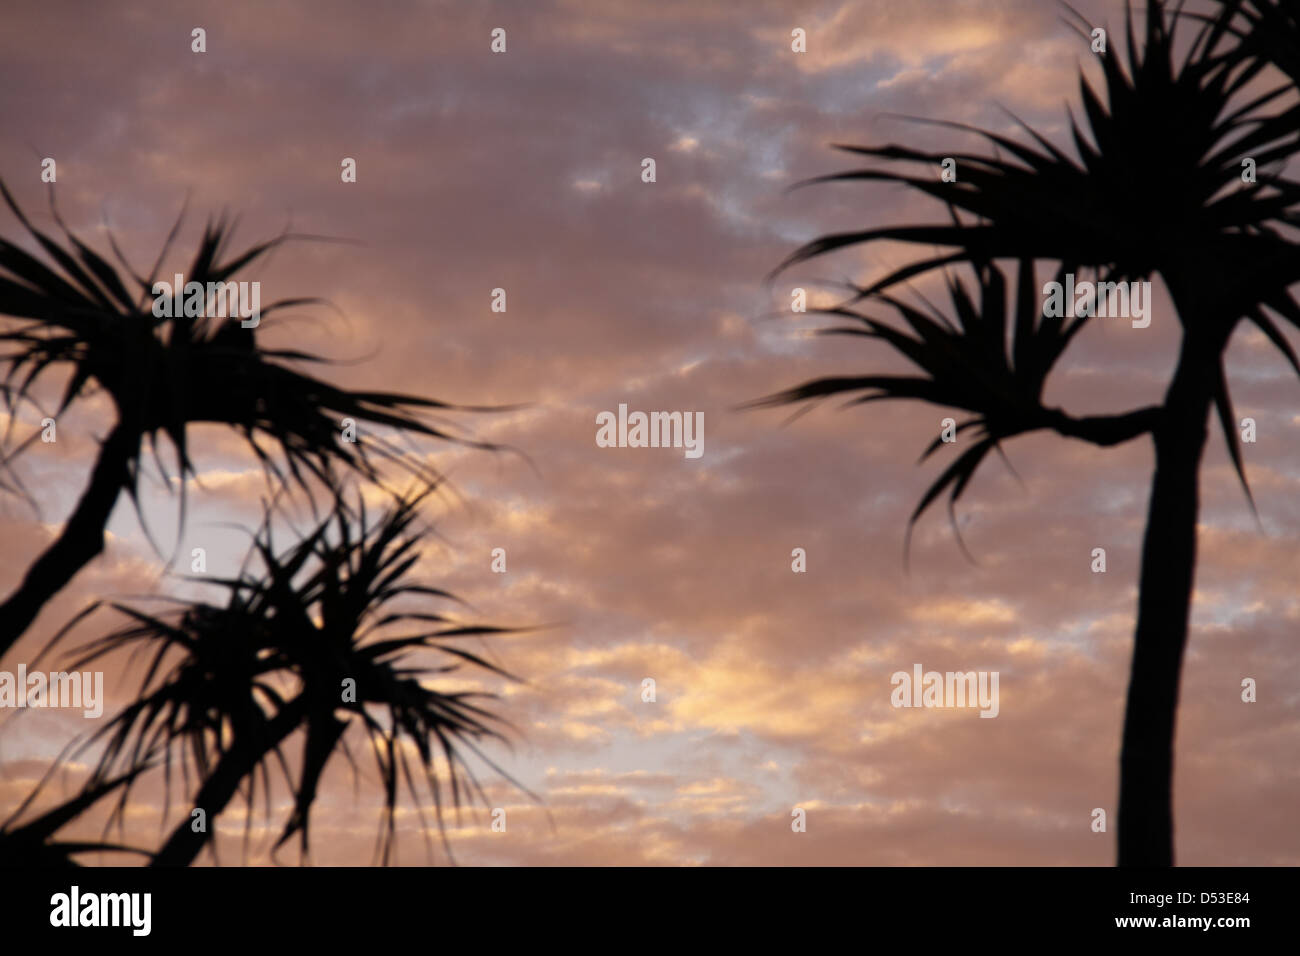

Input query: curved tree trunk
[1117,337,1216,867]
[0,423,135,662]
[152,699,305,867]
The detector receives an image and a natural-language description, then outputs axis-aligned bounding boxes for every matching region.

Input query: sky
[0,0,1297,865]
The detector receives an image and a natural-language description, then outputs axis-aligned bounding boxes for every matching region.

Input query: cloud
[0,0,1296,866]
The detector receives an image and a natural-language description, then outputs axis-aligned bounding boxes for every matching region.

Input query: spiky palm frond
[765,0,1300,520]
[751,258,1160,553]
[775,1,1300,312]
[1206,0,1300,89]
[0,182,505,513]
[47,485,528,865]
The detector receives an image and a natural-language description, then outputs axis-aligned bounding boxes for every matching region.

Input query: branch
[1041,406,1162,446]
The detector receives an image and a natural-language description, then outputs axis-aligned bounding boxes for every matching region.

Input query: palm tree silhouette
[0,184,503,660]
[12,485,526,865]
[0,187,527,864]
[759,0,1300,865]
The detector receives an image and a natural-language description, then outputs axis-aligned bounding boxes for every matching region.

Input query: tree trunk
[0,423,135,662]
[1117,338,1216,867]
[152,699,305,867]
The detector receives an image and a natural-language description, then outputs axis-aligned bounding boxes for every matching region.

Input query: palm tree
[758,0,1300,865]
[33,485,527,866]
[0,184,503,660]
[0,186,529,865]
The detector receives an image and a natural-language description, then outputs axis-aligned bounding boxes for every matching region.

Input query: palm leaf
[48,484,532,865]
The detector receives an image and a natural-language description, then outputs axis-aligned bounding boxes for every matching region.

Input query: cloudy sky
[1,0,1297,865]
